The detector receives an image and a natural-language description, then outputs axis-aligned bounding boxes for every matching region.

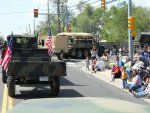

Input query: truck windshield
[139,34,150,48]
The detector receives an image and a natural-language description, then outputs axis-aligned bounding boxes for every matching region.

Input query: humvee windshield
[7,35,37,49]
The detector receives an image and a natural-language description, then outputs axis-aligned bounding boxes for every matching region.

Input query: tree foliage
[36,1,150,42]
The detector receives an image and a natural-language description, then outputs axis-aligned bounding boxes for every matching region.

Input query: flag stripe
[45,32,52,57]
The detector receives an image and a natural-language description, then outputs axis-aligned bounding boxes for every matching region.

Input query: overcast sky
[0,0,149,38]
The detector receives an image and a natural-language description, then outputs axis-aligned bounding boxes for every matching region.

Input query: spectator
[126,69,142,93]
[110,63,121,82]
[101,53,109,69]
[124,56,132,79]
[132,83,150,98]
[142,44,149,61]
[91,56,97,73]
[121,66,128,89]
[132,56,144,70]
[85,56,90,71]
[95,59,105,71]
[115,56,124,67]
[91,46,98,59]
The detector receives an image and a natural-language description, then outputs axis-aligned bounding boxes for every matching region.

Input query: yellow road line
[8,96,13,110]
[1,84,8,113]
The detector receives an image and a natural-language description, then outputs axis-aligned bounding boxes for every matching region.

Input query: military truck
[3,35,66,97]
[133,32,150,53]
[53,32,95,59]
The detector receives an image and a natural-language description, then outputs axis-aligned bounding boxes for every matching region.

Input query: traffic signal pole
[47,0,51,33]
[65,5,69,32]
[128,0,133,60]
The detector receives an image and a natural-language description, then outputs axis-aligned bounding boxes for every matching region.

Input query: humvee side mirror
[41,39,45,46]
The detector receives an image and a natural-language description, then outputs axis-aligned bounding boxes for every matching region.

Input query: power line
[0,9,51,15]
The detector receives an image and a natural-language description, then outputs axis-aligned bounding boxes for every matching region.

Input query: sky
[0,0,149,39]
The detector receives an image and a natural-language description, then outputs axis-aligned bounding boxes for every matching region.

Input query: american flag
[45,32,52,57]
[0,33,13,72]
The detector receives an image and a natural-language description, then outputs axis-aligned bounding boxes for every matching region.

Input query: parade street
[0,59,149,113]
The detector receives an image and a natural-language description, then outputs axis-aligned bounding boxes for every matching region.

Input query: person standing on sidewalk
[85,56,90,71]
[121,66,128,89]
[124,57,132,79]
[91,56,97,73]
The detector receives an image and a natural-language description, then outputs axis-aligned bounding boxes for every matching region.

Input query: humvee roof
[56,32,94,38]
[7,35,37,48]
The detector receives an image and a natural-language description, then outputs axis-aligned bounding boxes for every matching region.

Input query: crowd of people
[86,44,150,99]
[110,44,150,98]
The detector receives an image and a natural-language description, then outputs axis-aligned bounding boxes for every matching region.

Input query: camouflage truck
[3,35,66,97]
[53,32,95,59]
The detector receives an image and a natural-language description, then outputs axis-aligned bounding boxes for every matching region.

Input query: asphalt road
[0,59,150,113]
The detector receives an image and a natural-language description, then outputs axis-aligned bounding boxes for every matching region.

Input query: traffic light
[132,31,137,40]
[34,9,38,18]
[63,27,66,32]
[101,0,106,9]
[68,24,72,32]
[128,16,136,30]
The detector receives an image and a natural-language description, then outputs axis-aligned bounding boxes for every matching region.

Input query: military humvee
[53,32,95,59]
[4,35,66,97]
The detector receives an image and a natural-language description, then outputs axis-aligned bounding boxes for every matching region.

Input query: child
[121,66,128,89]
[91,56,97,73]
[86,56,90,71]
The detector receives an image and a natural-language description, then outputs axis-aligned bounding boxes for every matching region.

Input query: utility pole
[128,0,133,60]
[57,0,61,33]
[29,24,31,35]
[47,0,51,33]
[33,19,35,35]
[65,5,68,32]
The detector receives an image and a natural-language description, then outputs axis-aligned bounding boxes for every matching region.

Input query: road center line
[8,96,13,110]
[1,84,8,113]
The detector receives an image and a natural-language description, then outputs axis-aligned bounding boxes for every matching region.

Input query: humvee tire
[50,76,60,97]
[7,76,15,97]
[2,69,7,83]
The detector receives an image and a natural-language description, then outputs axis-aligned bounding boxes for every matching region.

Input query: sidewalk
[81,66,150,104]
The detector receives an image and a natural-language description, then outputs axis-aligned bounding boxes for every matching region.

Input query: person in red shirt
[110,63,121,82]
[91,56,97,73]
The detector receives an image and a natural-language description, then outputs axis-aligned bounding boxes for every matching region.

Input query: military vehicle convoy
[53,32,95,60]
[2,35,66,97]
[38,33,95,60]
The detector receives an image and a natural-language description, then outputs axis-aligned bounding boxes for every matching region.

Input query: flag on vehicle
[45,32,52,57]
[0,33,13,72]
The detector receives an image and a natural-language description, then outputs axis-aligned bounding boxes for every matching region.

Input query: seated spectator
[110,63,121,82]
[95,59,105,71]
[132,56,144,70]
[132,83,150,98]
[126,69,142,93]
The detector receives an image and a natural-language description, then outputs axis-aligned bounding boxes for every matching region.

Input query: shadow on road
[13,77,84,99]
[60,77,87,86]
